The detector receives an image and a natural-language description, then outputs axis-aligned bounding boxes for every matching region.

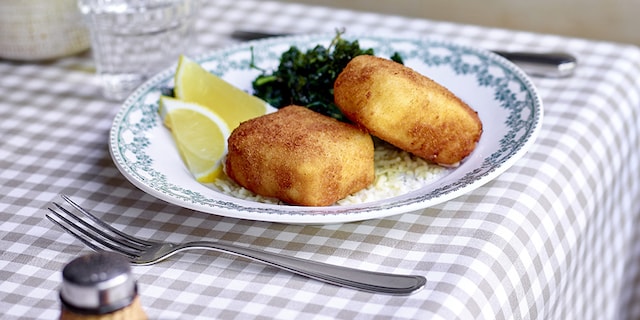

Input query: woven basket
[0,0,90,61]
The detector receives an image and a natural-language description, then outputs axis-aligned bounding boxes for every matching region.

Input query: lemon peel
[159,96,230,183]
[173,55,267,130]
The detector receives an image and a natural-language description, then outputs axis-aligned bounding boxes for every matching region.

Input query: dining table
[2,0,640,319]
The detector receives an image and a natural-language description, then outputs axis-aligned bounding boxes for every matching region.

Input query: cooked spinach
[251,32,403,121]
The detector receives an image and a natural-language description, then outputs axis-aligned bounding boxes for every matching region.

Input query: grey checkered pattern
[1,0,639,319]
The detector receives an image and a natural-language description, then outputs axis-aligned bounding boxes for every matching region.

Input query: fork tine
[47,202,145,256]
[46,209,105,253]
[49,202,154,256]
[61,194,154,246]
[47,203,143,257]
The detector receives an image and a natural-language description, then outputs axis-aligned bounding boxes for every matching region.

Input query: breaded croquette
[225,105,374,206]
[334,55,482,166]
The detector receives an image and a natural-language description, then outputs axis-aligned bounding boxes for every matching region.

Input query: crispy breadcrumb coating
[334,55,482,166]
[225,105,374,206]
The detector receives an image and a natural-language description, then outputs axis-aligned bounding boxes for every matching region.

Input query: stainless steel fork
[46,194,426,295]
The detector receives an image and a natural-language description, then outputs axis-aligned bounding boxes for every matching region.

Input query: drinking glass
[78,0,199,100]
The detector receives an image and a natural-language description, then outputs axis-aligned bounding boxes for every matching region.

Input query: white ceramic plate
[109,33,543,224]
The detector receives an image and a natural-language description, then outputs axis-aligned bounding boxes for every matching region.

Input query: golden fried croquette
[225,105,374,206]
[334,55,482,166]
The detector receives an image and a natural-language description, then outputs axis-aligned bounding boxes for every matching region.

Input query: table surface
[2,0,640,319]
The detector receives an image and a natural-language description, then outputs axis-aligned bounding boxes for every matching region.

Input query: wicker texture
[0,0,89,60]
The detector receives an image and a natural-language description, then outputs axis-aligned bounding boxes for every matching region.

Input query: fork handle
[181,241,426,295]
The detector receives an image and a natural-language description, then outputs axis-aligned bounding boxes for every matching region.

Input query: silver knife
[230,30,577,78]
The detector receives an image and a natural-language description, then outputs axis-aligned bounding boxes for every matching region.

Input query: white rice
[211,140,447,205]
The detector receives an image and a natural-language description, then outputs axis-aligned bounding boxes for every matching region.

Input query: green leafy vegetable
[251,31,403,121]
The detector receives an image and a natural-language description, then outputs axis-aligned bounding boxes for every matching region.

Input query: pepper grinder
[59,252,147,320]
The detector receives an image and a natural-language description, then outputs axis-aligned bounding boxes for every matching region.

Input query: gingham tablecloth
[2,1,639,319]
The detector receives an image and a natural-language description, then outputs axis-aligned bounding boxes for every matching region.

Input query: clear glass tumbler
[78,0,199,100]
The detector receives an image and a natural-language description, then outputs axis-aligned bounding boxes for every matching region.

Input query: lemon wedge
[159,96,230,183]
[173,55,268,130]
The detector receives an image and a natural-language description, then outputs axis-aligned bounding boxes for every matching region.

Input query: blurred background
[1,0,637,62]
[277,0,640,45]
